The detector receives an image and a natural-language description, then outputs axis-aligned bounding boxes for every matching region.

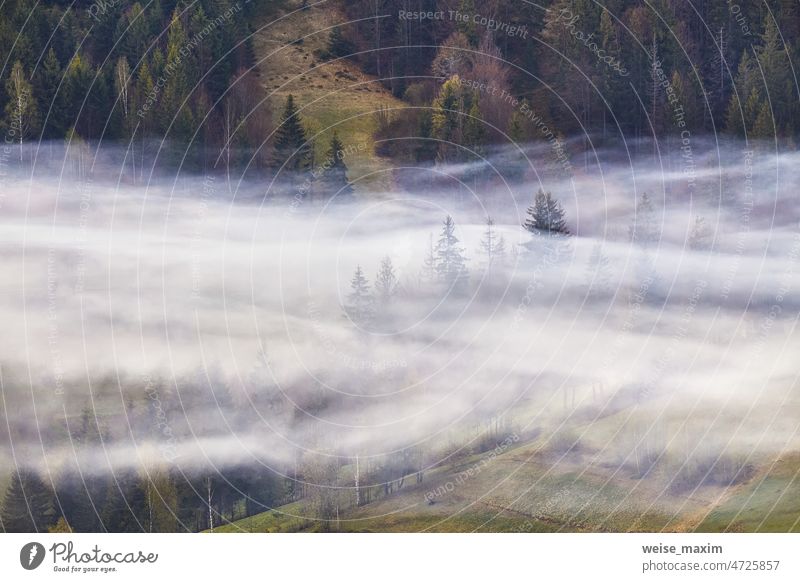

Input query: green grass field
[696,456,800,532]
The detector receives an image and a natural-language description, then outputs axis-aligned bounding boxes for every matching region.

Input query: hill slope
[252,0,404,193]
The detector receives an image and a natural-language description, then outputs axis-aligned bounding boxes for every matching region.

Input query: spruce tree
[463,99,485,152]
[101,470,146,532]
[318,132,354,199]
[524,190,569,235]
[751,101,775,138]
[272,94,312,175]
[345,266,373,324]
[35,48,65,138]
[162,11,194,140]
[756,18,790,128]
[328,27,355,58]
[63,54,92,134]
[726,52,759,135]
[435,215,469,292]
[1,469,55,532]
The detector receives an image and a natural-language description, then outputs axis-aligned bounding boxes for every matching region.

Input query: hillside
[252,0,405,192]
[214,396,800,533]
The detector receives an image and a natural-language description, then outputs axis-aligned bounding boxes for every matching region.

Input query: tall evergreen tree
[318,132,354,199]
[328,26,356,58]
[271,94,312,176]
[755,18,790,130]
[344,265,373,325]
[1,469,55,532]
[726,52,760,135]
[63,53,92,136]
[56,465,100,533]
[751,100,775,138]
[35,48,64,138]
[161,11,194,140]
[101,470,146,532]
[524,190,570,235]
[435,215,469,292]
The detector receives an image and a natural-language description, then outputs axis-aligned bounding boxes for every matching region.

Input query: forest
[1,1,798,173]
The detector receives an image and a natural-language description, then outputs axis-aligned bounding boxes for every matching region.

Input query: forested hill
[1,0,798,173]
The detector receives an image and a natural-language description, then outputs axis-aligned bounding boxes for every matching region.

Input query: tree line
[341,0,800,162]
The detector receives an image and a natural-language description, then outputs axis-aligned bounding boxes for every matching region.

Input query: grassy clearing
[211,501,309,533]
[252,0,404,193]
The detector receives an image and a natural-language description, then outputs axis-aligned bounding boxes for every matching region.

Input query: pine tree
[162,11,194,140]
[431,76,472,162]
[35,48,65,138]
[56,465,99,532]
[507,108,527,143]
[101,470,146,532]
[272,94,312,175]
[115,3,150,64]
[668,71,699,132]
[134,60,155,123]
[435,215,469,292]
[414,110,438,162]
[751,100,775,138]
[755,17,790,129]
[328,26,356,58]
[318,132,354,199]
[463,99,485,153]
[524,190,570,235]
[63,54,93,132]
[726,52,759,135]
[344,265,373,324]
[1,469,55,532]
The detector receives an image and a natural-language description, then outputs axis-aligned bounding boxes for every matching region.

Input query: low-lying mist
[1,139,798,513]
